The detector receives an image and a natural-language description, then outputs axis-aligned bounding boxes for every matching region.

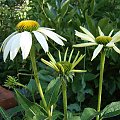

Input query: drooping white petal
[37,28,65,45]
[10,33,21,60]
[38,27,67,41]
[38,27,55,31]
[91,44,103,61]
[113,45,120,54]
[98,26,104,36]
[3,34,18,62]
[20,31,32,59]
[1,31,17,52]
[108,29,114,37]
[55,33,67,41]
[80,26,95,40]
[106,42,114,47]
[75,30,95,42]
[73,42,97,47]
[33,31,48,52]
[111,31,120,43]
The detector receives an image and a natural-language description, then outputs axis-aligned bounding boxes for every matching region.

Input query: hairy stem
[30,46,51,120]
[61,78,67,120]
[96,50,106,120]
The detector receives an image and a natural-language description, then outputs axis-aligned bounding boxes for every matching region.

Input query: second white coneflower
[73,26,120,120]
[73,26,120,61]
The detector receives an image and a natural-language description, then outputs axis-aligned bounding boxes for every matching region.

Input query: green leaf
[85,13,96,36]
[38,70,54,82]
[90,0,95,15]
[60,0,70,17]
[84,88,93,96]
[100,101,120,119]
[44,78,61,108]
[15,90,47,119]
[84,73,99,81]
[0,107,11,120]
[27,79,37,94]
[44,8,53,21]
[52,110,63,120]
[98,18,109,30]
[44,3,56,21]
[81,108,98,120]
[68,111,81,120]
[94,0,107,13]
[7,106,23,118]
[68,103,80,112]
[77,91,85,103]
[69,116,81,120]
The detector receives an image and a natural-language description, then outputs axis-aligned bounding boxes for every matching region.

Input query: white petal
[108,29,114,37]
[55,33,67,41]
[38,27,55,31]
[33,31,48,52]
[73,42,97,47]
[10,33,21,60]
[75,30,95,42]
[3,36,14,62]
[106,42,114,47]
[20,31,32,59]
[113,45,120,54]
[80,26,95,40]
[37,28,65,45]
[98,26,104,36]
[111,31,120,43]
[1,31,17,52]
[91,44,103,61]
[38,28,67,41]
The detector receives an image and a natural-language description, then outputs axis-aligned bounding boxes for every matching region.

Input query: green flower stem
[16,82,35,102]
[16,82,28,89]
[96,50,106,120]
[61,78,67,120]
[30,46,51,119]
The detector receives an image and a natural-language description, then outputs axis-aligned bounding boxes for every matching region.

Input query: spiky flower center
[16,20,39,32]
[95,36,112,45]
[56,61,72,74]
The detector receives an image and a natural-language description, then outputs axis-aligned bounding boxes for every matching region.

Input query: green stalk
[16,82,35,103]
[30,46,51,120]
[61,77,67,120]
[96,50,106,120]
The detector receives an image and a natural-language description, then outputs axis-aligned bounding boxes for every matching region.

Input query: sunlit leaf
[100,101,120,119]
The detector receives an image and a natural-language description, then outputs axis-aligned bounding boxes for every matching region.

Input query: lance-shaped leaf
[44,78,61,108]
[60,0,70,17]
[100,101,120,119]
[15,89,47,119]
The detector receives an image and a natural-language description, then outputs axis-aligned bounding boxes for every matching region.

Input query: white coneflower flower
[73,26,120,60]
[1,20,67,62]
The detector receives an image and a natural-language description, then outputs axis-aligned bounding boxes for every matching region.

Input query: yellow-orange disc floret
[16,20,39,32]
